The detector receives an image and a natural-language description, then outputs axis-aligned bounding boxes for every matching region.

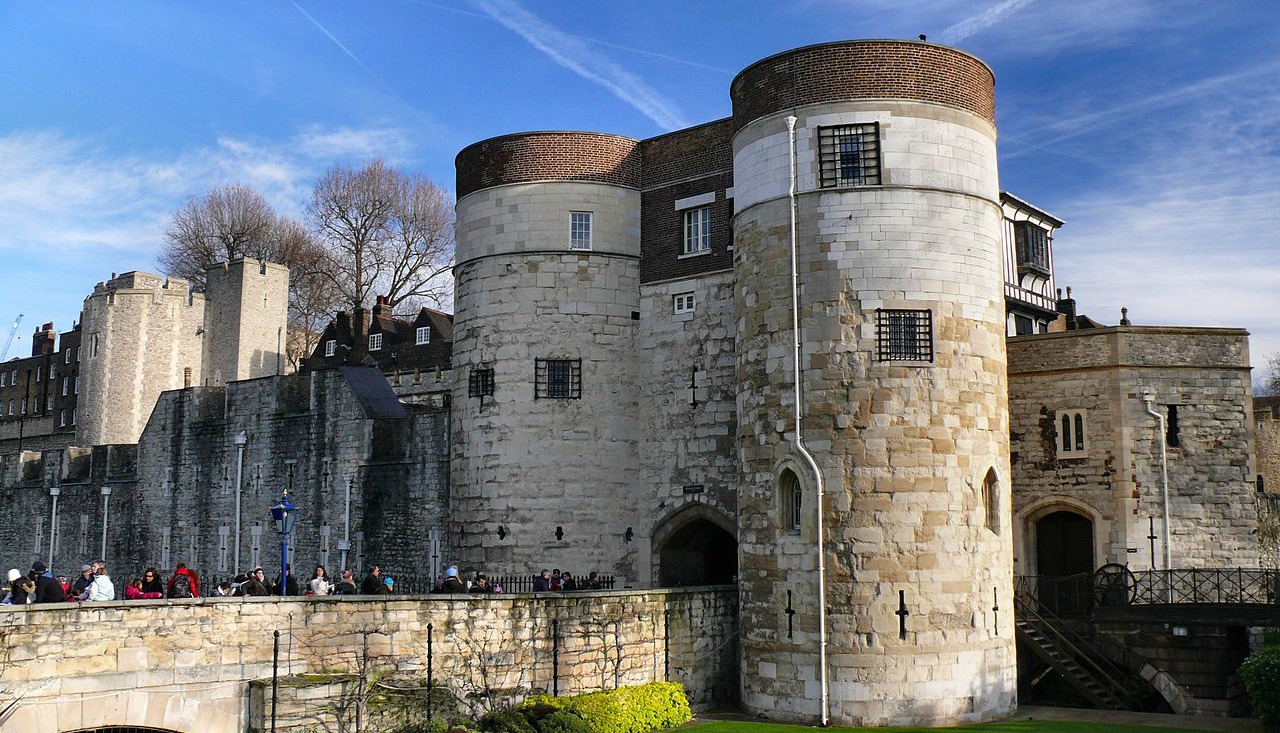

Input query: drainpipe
[48,486,61,568]
[1142,391,1172,571]
[339,476,352,573]
[100,485,112,561]
[785,115,830,727]
[234,430,248,572]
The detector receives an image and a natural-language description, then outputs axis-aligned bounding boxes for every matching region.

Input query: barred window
[683,207,711,255]
[468,367,495,398]
[876,309,933,362]
[818,123,881,188]
[1014,221,1051,275]
[570,212,593,251]
[535,358,581,399]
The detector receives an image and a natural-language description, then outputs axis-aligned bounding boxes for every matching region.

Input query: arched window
[982,468,1000,535]
[1056,409,1088,457]
[779,469,801,534]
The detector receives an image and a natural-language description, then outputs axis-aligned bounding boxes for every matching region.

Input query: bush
[516,683,691,733]
[536,711,590,733]
[479,709,535,733]
[1242,646,1280,725]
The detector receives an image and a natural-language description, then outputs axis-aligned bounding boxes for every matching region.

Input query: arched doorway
[653,508,737,587]
[1034,510,1094,616]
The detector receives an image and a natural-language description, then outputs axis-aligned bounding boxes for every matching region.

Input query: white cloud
[468,0,689,131]
[938,0,1035,44]
[293,125,413,163]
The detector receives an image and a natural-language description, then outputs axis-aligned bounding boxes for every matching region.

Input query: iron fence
[1016,568,1280,615]
[202,572,617,597]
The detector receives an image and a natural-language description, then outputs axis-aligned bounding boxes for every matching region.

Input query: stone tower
[77,259,289,446]
[730,41,1015,725]
[451,133,645,579]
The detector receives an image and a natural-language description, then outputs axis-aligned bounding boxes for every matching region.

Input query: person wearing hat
[32,561,67,604]
[383,576,396,594]
[4,568,33,605]
[71,564,94,597]
[433,566,466,594]
[239,567,272,597]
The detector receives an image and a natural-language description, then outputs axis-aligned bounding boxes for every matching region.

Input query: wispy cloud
[938,0,1034,44]
[468,0,689,131]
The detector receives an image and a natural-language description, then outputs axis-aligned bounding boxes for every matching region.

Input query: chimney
[31,322,56,357]
[351,304,369,362]
[1055,286,1078,331]
[372,295,388,320]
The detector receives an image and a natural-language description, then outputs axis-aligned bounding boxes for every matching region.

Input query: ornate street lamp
[269,491,299,598]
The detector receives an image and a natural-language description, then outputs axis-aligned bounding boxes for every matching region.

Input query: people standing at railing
[334,569,358,595]
[4,568,32,604]
[79,562,115,602]
[433,566,466,593]
[273,565,299,596]
[360,565,383,594]
[469,574,495,593]
[167,563,200,598]
[141,567,165,596]
[71,564,95,598]
[533,569,551,592]
[33,561,67,603]
[561,571,577,591]
[308,565,333,595]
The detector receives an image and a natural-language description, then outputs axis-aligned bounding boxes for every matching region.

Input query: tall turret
[730,41,1015,726]
[451,132,645,579]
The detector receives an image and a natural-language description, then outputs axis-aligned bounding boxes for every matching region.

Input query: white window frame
[324,339,336,357]
[416,326,430,345]
[682,207,711,255]
[0,372,5,388]
[35,366,41,382]
[570,212,593,251]
[1056,409,1088,458]
[673,293,695,314]
[62,376,69,396]
[64,349,71,364]
[369,333,383,351]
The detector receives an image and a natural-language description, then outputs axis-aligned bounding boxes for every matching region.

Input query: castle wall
[451,146,644,581]
[0,588,738,733]
[1008,327,1259,572]
[202,258,291,386]
[77,272,206,446]
[731,41,1015,727]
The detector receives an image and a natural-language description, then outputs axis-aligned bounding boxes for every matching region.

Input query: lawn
[684,721,1228,733]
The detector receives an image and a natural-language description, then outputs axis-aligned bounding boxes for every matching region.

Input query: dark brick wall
[639,119,735,284]
[731,40,996,131]
[456,132,641,199]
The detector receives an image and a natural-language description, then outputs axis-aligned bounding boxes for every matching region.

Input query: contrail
[289,0,381,80]
[469,0,689,131]
[939,0,1035,43]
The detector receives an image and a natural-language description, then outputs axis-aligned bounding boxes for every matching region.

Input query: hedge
[1240,645,1280,725]
[516,682,692,733]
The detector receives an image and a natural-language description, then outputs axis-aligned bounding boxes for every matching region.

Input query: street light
[269,491,299,598]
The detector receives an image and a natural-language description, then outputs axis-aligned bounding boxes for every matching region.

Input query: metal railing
[202,572,617,597]
[1128,568,1277,606]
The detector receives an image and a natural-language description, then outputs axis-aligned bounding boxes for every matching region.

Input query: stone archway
[652,504,738,587]
[4,689,240,733]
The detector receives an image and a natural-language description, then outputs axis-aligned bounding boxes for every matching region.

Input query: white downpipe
[48,486,60,568]
[99,485,112,561]
[1142,392,1172,571]
[785,115,830,727]
[234,431,247,573]
[340,476,353,573]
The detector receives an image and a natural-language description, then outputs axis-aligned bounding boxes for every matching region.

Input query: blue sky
[1,0,1278,380]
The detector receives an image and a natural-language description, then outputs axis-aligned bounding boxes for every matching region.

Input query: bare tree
[1260,353,1280,397]
[308,160,454,311]
[159,184,281,289]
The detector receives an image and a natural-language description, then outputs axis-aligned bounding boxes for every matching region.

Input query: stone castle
[0,40,1266,728]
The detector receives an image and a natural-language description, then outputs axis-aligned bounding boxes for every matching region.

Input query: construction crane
[1,313,23,361]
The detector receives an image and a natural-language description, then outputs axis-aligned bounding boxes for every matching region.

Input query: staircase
[1014,595,1145,710]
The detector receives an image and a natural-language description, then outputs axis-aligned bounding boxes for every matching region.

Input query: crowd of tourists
[2,559,610,604]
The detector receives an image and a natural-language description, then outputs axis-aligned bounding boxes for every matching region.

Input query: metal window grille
[683,207,711,254]
[819,123,881,188]
[535,358,581,399]
[1014,221,1051,275]
[570,212,592,250]
[876,309,933,362]
[469,367,495,397]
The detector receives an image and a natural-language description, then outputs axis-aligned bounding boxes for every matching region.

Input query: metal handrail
[1013,593,1140,705]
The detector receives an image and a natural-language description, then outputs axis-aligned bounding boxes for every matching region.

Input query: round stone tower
[451,132,646,580]
[731,41,1015,726]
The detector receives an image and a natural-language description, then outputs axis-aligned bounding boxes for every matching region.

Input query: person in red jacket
[167,563,200,598]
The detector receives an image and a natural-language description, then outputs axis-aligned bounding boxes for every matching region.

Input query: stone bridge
[0,587,738,733]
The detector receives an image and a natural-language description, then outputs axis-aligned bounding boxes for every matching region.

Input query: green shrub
[536,711,591,733]
[516,683,690,733]
[1242,646,1280,724]
[479,709,535,733]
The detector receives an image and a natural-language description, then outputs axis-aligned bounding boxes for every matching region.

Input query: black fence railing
[1016,568,1280,617]
[201,573,617,597]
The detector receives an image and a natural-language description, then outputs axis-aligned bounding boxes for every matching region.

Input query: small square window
[416,326,430,346]
[876,309,933,362]
[683,207,711,255]
[535,358,581,399]
[1056,409,1087,458]
[469,367,495,398]
[819,123,881,188]
[324,340,336,357]
[673,293,695,314]
[369,333,383,351]
[570,212,593,251]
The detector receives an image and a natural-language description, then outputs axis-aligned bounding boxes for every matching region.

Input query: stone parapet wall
[0,588,738,733]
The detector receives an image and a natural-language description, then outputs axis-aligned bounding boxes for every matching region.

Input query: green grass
[684,721,1225,733]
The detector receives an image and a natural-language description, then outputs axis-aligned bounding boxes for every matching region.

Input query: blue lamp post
[270,491,299,598]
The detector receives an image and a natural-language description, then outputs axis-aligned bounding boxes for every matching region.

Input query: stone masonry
[0,588,738,733]
[1008,326,1259,572]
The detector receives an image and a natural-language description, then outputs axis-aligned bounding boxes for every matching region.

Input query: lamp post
[233,430,248,573]
[270,491,299,598]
